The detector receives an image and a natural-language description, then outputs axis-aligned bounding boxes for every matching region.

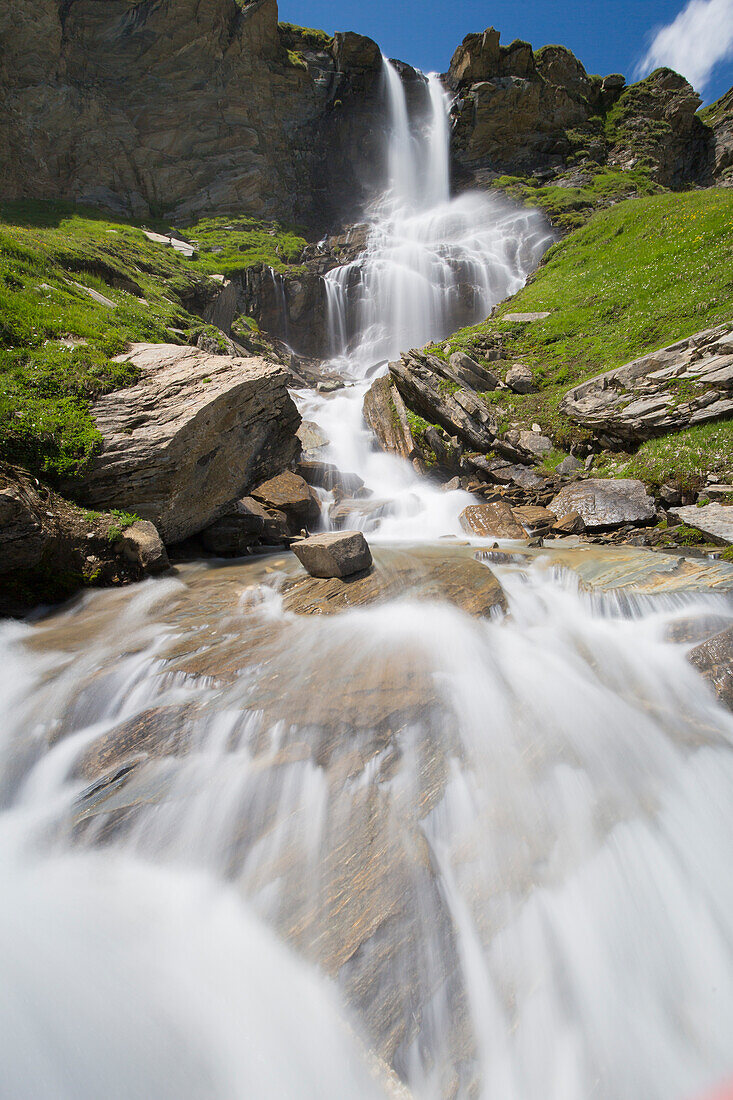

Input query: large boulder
[66,344,300,544]
[292,531,373,579]
[550,478,656,530]
[561,326,733,445]
[459,502,526,539]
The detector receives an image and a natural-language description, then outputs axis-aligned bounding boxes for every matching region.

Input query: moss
[278,22,333,51]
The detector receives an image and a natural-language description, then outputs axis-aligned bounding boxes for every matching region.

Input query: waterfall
[309,60,553,539]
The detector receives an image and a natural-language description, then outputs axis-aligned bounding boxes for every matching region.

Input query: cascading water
[295,61,553,539]
[2,51,733,1100]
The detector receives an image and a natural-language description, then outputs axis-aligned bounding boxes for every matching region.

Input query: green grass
[595,422,733,492]
[278,22,333,51]
[435,188,733,448]
[491,166,661,231]
[0,201,307,480]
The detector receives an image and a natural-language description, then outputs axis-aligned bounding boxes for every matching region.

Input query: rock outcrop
[561,326,733,445]
[688,625,733,711]
[550,479,656,530]
[0,0,389,227]
[66,344,300,544]
[0,463,168,615]
[670,504,733,546]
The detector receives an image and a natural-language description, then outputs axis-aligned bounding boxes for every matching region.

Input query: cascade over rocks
[65,344,300,544]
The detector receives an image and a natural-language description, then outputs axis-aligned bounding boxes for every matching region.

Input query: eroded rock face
[67,344,300,544]
[363,375,426,474]
[561,326,733,445]
[550,479,656,530]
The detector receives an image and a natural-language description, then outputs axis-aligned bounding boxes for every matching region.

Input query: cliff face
[0,0,388,228]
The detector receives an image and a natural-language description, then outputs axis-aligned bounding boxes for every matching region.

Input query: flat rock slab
[282,547,507,619]
[65,344,300,544]
[503,312,551,322]
[532,544,733,594]
[670,503,733,546]
[550,478,656,530]
[292,531,373,579]
[460,502,526,539]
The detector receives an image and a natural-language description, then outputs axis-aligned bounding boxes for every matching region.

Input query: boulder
[292,531,373,579]
[688,626,733,711]
[200,499,269,556]
[670,503,733,546]
[505,364,537,394]
[561,326,733,445]
[556,454,583,476]
[65,344,300,544]
[251,471,321,531]
[550,479,656,530]
[552,511,586,535]
[513,505,556,534]
[115,521,169,574]
[517,430,552,456]
[297,420,329,454]
[459,502,526,539]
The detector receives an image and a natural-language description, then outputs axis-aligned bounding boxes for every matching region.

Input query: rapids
[2,56,733,1100]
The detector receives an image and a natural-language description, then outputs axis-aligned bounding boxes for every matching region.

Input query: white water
[297,63,553,539]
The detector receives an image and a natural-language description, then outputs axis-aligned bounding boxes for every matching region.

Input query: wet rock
[505,364,537,394]
[282,547,507,619]
[329,498,398,532]
[513,505,556,534]
[459,502,526,539]
[297,420,329,455]
[200,499,269,555]
[688,626,733,711]
[561,325,733,445]
[66,344,300,544]
[298,459,365,496]
[670,503,733,546]
[550,478,656,530]
[363,374,426,474]
[115,521,169,574]
[293,531,373,580]
[251,471,321,532]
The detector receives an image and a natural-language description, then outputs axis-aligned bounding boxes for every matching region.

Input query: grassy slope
[434,187,733,484]
[0,202,306,480]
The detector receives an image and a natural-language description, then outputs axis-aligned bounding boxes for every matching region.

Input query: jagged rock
[556,454,583,476]
[115,521,169,574]
[513,505,556,534]
[298,459,365,496]
[505,364,537,394]
[292,531,373,579]
[535,45,591,98]
[390,352,496,453]
[65,344,300,544]
[459,502,526,538]
[448,352,499,390]
[251,471,321,532]
[363,375,426,473]
[550,479,656,530]
[298,420,329,454]
[561,326,733,444]
[670,504,733,546]
[517,430,552,456]
[705,86,733,183]
[688,626,733,711]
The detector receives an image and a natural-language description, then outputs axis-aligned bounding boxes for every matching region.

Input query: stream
[2,60,733,1100]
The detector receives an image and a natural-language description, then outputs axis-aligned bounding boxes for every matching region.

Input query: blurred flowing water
[2,58,733,1100]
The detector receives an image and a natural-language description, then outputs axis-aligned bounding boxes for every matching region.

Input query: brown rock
[688,626,733,711]
[363,375,426,473]
[115,521,169,574]
[251,471,321,531]
[513,505,556,534]
[459,502,526,538]
[552,511,586,535]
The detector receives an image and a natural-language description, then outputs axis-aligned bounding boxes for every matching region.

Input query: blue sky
[277,0,733,104]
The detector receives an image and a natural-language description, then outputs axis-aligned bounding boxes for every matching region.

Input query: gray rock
[550,478,656,530]
[200,499,268,555]
[670,503,733,545]
[688,626,733,711]
[556,454,582,476]
[292,530,373,579]
[115,521,169,574]
[505,364,537,394]
[518,430,552,456]
[297,420,329,454]
[561,325,733,444]
[298,459,365,496]
[448,352,499,391]
[503,312,551,322]
[66,344,300,544]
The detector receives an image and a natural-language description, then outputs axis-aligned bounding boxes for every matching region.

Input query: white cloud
[637,0,733,91]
